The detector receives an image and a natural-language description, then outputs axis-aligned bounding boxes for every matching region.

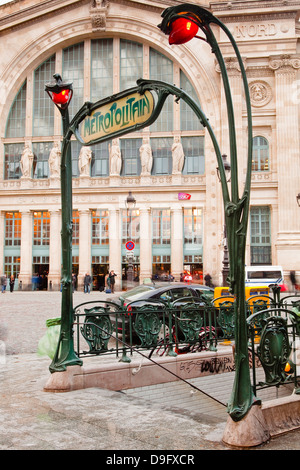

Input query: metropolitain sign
[77,90,155,145]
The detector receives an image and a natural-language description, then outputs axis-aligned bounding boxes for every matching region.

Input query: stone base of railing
[43,348,234,393]
[223,393,300,448]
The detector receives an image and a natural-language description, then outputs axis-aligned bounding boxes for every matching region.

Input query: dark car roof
[118,283,213,302]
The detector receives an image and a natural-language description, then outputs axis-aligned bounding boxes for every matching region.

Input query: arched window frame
[4,39,205,179]
[252,135,270,172]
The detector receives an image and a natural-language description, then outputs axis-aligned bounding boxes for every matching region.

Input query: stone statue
[78,146,92,176]
[49,142,61,177]
[20,144,34,178]
[172,136,185,174]
[139,138,153,175]
[109,139,122,176]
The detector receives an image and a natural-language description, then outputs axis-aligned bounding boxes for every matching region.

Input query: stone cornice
[211,0,300,13]
[218,12,297,23]
[0,0,89,33]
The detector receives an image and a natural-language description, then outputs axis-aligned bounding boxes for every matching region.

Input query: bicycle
[148,324,216,358]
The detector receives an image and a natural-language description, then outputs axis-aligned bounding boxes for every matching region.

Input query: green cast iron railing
[72,288,300,401]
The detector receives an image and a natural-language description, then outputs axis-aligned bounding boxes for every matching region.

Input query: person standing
[1,274,7,293]
[72,273,77,293]
[204,273,213,287]
[84,273,92,294]
[290,270,297,293]
[108,270,117,293]
[9,275,15,293]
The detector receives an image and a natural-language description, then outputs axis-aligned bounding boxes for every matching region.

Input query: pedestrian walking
[1,274,7,293]
[72,273,77,293]
[204,272,213,287]
[108,270,117,293]
[84,273,92,294]
[9,274,15,293]
[290,270,298,292]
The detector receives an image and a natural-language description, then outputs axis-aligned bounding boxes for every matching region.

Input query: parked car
[106,283,214,337]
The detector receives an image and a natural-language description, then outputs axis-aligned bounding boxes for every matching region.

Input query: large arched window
[4,38,205,179]
[252,136,269,171]
[5,81,27,139]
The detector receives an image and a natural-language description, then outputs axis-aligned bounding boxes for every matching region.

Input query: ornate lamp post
[125,192,136,287]
[217,154,231,287]
[45,74,82,373]
[158,3,256,424]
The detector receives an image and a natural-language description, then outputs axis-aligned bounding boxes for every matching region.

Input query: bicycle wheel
[148,337,170,358]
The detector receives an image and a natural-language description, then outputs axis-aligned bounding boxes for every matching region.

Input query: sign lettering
[234,23,277,39]
[78,90,155,144]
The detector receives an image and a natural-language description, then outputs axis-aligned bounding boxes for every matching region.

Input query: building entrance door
[92,263,108,291]
[32,263,49,290]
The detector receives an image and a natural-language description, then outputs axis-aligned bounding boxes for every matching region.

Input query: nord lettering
[235,23,277,38]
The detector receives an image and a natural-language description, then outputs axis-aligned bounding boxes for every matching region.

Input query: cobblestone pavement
[1,291,300,451]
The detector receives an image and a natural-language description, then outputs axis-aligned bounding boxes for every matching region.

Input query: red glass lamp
[168,17,198,45]
[45,73,73,110]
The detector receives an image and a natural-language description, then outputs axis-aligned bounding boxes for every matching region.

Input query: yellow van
[213,287,234,307]
[246,286,270,314]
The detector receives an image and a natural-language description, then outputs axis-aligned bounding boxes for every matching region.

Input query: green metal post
[45,75,82,373]
[158,3,258,421]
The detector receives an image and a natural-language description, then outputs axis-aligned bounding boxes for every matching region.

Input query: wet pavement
[1,291,300,452]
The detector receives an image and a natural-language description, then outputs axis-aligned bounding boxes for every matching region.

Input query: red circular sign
[125,241,135,250]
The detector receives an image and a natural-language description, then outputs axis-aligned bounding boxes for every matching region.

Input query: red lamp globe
[51,89,71,106]
[168,17,198,45]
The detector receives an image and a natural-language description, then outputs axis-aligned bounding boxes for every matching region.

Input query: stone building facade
[0,0,299,291]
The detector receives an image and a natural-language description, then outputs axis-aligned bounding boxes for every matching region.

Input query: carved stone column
[269,55,300,267]
[139,207,152,283]
[0,212,5,277]
[19,211,33,290]
[108,208,121,291]
[48,210,61,290]
[171,207,183,281]
[78,210,91,289]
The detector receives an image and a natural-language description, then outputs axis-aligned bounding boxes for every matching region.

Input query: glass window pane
[150,48,173,132]
[184,208,202,245]
[120,40,143,90]
[92,210,109,245]
[5,212,21,246]
[4,143,23,180]
[32,142,51,179]
[250,207,271,264]
[150,138,173,175]
[120,138,142,176]
[152,209,170,245]
[33,211,50,246]
[91,39,113,101]
[91,141,109,177]
[252,136,269,171]
[182,136,205,174]
[5,81,27,138]
[72,210,79,245]
[33,56,56,136]
[180,70,203,131]
[70,140,82,178]
[63,43,84,119]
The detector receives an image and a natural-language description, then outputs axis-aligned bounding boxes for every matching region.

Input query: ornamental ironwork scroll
[80,306,113,354]
[256,316,290,386]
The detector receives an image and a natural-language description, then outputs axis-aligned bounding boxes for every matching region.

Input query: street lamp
[217,155,231,286]
[125,192,136,288]
[125,191,136,210]
[45,74,82,373]
[45,73,73,111]
[158,3,255,424]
